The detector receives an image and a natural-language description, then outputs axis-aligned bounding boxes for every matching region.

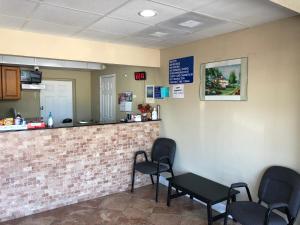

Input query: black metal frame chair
[224,166,300,225]
[131,138,176,202]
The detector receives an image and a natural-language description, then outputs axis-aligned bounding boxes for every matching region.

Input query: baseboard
[159,176,227,213]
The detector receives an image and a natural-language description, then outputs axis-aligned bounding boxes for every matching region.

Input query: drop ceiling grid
[0,0,297,48]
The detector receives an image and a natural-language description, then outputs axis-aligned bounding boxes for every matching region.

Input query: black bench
[167,173,239,225]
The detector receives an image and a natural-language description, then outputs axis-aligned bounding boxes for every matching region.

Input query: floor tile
[0,185,238,225]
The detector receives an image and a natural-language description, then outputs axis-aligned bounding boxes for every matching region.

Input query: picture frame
[145,85,155,103]
[200,58,248,101]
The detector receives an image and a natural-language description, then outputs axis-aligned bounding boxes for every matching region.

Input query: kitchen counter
[0,120,160,222]
[0,119,161,133]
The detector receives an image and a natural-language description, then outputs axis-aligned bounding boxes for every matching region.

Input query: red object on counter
[27,122,46,129]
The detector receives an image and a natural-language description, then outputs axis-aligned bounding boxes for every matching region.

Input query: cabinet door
[1,66,20,100]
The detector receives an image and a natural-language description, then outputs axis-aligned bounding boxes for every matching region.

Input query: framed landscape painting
[200,58,248,101]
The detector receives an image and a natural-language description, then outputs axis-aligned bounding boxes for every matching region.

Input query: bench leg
[207,203,213,225]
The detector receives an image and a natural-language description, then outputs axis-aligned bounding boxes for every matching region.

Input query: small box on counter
[27,122,46,129]
[0,118,14,126]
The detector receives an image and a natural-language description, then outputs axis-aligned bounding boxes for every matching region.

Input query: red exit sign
[134,72,146,80]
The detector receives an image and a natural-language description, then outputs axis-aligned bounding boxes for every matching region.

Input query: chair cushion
[229,201,287,225]
[135,161,169,174]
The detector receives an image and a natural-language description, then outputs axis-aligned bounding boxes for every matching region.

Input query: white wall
[159,16,300,224]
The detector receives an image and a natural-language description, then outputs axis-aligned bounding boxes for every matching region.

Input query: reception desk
[0,121,160,222]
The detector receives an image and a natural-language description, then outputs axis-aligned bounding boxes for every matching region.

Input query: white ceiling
[0,0,297,49]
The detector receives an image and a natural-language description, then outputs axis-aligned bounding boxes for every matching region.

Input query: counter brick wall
[0,121,160,222]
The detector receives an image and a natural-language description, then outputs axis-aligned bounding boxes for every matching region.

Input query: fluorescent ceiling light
[269,0,300,13]
[150,32,168,37]
[138,9,158,17]
[179,20,203,28]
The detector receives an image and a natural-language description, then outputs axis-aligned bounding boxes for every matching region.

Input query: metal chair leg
[131,168,135,193]
[156,174,160,202]
[224,213,228,225]
[169,168,178,193]
[170,168,175,178]
[150,175,154,185]
[224,199,230,225]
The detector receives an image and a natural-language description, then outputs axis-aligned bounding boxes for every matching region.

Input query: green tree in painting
[205,68,223,94]
[229,71,237,84]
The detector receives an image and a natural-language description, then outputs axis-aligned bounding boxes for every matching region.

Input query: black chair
[131,138,176,202]
[224,166,300,225]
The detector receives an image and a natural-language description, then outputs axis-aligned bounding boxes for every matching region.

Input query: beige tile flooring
[1,185,237,225]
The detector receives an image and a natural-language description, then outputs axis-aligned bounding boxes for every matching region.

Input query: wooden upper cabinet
[1,66,21,100]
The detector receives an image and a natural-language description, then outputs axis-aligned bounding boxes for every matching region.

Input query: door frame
[40,79,76,123]
[99,74,116,122]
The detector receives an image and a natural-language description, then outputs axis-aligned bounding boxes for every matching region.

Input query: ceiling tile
[32,3,101,27]
[158,22,246,48]
[196,22,247,38]
[42,0,129,15]
[193,0,296,26]
[109,0,186,25]
[90,17,150,35]
[150,0,215,11]
[75,29,126,42]
[0,0,38,18]
[23,19,82,36]
[0,15,27,29]
[134,25,189,40]
[158,12,226,33]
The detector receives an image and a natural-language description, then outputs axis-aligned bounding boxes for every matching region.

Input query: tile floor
[0,185,237,225]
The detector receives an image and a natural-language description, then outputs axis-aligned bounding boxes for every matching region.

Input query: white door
[40,80,73,126]
[100,74,116,123]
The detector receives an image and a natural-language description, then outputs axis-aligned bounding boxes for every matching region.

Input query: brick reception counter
[0,121,160,222]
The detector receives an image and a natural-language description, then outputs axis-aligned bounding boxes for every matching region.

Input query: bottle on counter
[48,112,54,128]
[157,105,160,120]
[152,107,158,120]
[14,112,22,125]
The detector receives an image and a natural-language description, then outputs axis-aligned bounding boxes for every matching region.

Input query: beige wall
[91,65,160,121]
[0,68,92,121]
[0,90,40,118]
[159,16,300,218]
[0,28,160,67]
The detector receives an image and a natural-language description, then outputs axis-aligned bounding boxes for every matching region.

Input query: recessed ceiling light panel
[179,20,203,28]
[150,31,168,38]
[138,9,158,18]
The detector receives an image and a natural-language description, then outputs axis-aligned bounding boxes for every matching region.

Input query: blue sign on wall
[154,86,162,99]
[169,56,194,84]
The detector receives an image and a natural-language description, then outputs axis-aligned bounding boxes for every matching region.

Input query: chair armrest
[224,182,252,217]
[227,182,252,203]
[133,150,149,164]
[264,203,290,225]
[230,182,248,188]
